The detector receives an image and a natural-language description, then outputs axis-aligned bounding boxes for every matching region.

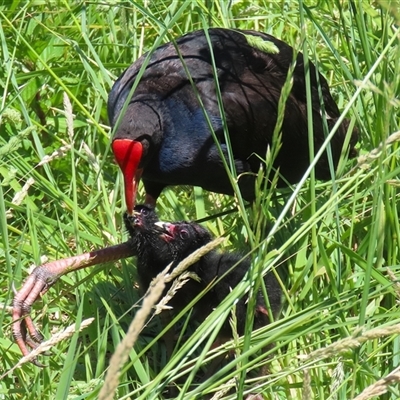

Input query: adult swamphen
[124,205,281,338]
[109,28,357,214]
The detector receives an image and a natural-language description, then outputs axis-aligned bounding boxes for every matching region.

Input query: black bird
[125,204,281,337]
[109,28,357,213]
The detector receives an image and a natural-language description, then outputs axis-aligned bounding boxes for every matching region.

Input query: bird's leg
[12,242,136,363]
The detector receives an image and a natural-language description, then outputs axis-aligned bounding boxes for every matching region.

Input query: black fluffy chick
[125,205,281,337]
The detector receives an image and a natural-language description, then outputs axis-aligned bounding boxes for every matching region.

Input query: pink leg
[12,242,135,364]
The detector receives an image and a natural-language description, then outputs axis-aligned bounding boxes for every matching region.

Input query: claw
[11,241,136,365]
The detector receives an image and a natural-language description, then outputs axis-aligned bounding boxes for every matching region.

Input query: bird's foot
[11,242,136,365]
[12,265,57,366]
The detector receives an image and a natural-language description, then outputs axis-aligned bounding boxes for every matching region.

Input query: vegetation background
[1,1,400,399]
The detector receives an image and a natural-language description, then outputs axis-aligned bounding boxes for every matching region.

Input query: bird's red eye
[179,229,189,240]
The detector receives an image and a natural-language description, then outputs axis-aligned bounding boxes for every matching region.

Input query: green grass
[1,1,400,399]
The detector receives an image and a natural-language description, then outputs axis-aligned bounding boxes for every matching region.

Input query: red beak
[112,139,143,215]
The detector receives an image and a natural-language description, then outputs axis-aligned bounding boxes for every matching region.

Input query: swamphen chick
[125,204,281,338]
[110,28,357,213]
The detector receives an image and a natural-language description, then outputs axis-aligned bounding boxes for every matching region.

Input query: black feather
[111,28,357,203]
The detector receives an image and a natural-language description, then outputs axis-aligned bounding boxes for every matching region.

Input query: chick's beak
[154,222,176,241]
